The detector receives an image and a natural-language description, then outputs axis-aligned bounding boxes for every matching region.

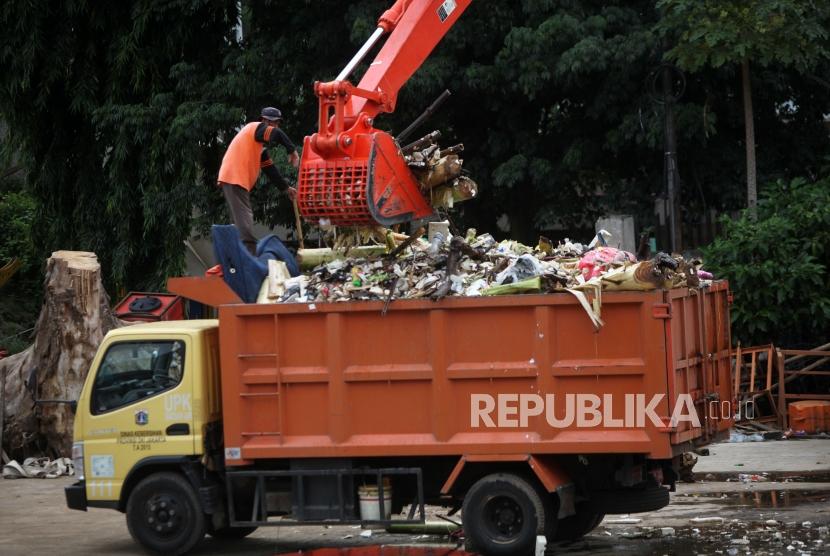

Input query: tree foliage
[0,173,40,354]
[0,190,35,273]
[657,0,829,71]
[1,1,829,348]
[704,176,830,346]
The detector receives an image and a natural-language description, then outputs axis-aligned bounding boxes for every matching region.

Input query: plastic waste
[428,232,445,256]
[578,246,636,280]
[496,253,544,284]
[728,430,764,442]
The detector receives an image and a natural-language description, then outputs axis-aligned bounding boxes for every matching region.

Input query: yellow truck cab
[65,320,227,552]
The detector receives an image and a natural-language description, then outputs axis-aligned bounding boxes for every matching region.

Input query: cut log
[421,154,463,189]
[0,251,122,458]
[431,175,478,209]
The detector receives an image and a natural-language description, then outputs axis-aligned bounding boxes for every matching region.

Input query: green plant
[0,190,36,272]
[0,187,41,355]
[704,177,830,346]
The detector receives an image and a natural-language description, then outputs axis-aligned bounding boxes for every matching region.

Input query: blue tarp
[211,225,299,303]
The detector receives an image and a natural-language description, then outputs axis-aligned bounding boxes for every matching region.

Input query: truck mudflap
[65,480,87,511]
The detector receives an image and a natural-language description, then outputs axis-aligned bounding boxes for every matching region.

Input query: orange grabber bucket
[297,80,434,227]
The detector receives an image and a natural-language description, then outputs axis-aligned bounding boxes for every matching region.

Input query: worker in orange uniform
[218,107,300,255]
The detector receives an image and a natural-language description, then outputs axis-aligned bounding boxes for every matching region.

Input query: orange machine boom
[297,0,473,227]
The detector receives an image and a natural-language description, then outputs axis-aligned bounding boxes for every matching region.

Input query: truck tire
[589,485,670,514]
[126,471,206,555]
[462,473,545,556]
[553,503,604,541]
[207,525,258,540]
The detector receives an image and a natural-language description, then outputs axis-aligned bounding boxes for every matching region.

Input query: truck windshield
[91,340,185,414]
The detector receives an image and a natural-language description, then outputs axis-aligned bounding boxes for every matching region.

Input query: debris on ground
[605,516,643,525]
[264,227,714,330]
[728,430,766,442]
[736,473,770,483]
[2,457,73,479]
[689,517,725,524]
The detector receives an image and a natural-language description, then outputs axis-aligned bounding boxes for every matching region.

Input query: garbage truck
[65,275,733,555]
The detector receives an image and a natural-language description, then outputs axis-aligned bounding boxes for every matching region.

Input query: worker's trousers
[221,183,257,255]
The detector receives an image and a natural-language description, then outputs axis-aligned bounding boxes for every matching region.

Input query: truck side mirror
[34,399,78,414]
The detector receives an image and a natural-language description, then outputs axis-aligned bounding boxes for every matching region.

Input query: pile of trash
[260,226,714,329]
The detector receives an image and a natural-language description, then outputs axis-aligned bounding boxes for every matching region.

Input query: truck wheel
[463,473,545,556]
[207,525,258,539]
[126,471,206,555]
[553,503,604,541]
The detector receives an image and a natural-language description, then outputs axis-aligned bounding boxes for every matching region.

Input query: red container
[114,292,184,322]
[789,401,830,433]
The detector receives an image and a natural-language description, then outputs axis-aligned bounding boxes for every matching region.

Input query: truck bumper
[65,480,87,511]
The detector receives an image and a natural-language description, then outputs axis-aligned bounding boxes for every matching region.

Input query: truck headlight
[72,442,84,481]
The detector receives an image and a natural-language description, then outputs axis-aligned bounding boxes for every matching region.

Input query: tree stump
[0,251,122,458]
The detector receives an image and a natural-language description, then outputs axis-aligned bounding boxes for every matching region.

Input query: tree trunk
[0,251,122,458]
[742,58,758,216]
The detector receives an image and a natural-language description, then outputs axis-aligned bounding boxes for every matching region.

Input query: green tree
[657,0,830,213]
[704,176,830,346]
[0,170,41,354]
[1,0,829,302]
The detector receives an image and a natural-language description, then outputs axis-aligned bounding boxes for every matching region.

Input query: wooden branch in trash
[402,130,441,154]
[396,89,451,144]
[422,155,463,189]
[439,144,464,157]
[387,227,425,259]
[298,246,388,270]
[431,175,478,209]
[433,237,465,300]
[457,238,486,261]
[482,276,542,296]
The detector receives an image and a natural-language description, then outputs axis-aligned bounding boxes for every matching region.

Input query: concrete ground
[694,438,830,477]
[2,439,830,555]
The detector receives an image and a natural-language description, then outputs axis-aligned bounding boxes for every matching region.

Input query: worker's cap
[261,107,283,122]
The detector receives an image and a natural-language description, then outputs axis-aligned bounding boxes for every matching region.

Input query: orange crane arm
[348,0,472,119]
[298,0,473,227]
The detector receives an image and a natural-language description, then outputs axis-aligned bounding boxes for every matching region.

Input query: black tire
[463,473,546,556]
[553,503,605,541]
[207,525,258,540]
[589,485,670,514]
[126,471,206,555]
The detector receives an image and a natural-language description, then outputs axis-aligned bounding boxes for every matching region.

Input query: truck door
[83,336,195,504]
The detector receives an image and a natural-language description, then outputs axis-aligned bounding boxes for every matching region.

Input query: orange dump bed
[216,282,732,465]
